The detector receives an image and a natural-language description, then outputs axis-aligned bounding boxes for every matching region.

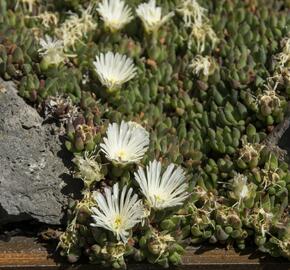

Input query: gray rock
[0,79,79,225]
[263,103,290,160]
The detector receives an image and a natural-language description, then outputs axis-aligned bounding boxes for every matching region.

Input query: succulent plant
[0,0,290,267]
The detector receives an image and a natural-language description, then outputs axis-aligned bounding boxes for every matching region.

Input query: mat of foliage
[0,0,290,268]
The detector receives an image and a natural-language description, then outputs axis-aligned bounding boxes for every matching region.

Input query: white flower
[134,160,188,210]
[97,0,133,32]
[100,121,149,165]
[136,0,174,33]
[190,55,218,76]
[91,183,144,243]
[38,35,66,66]
[93,52,137,90]
[38,35,63,55]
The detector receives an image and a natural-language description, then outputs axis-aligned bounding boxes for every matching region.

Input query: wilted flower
[190,55,218,76]
[97,0,133,32]
[232,174,249,200]
[43,95,78,121]
[56,5,97,50]
[239,143,262,162]
[100,121,149,165]
[176,0,207,27]
[34,11,58,28]
[147,230,175,256]
[258,83,281,111]
[249,207,274,238]
[73,152,104,187]
[93,52,137,91]
[176,0,218,52]
[189,22,219,53]
[16,0,37,13]
[276,37,290,68]
[136,0,174,33]
[134,160,188,210]
[91,183,144,243]
[79,5,98,34]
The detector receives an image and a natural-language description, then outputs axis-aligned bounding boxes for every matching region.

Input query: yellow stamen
[114,216,123,230]
[116,149,127,161]
[154,194,165,203]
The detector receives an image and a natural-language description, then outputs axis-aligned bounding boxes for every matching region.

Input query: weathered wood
[0,237,289,270]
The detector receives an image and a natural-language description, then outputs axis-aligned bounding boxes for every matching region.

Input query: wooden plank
[0,237,289,270]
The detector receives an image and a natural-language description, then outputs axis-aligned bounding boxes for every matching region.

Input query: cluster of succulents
[0,0,290,268]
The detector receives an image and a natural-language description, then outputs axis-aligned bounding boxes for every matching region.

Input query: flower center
[106,20,122,31]
[107,76,121,89]
[110,19,121,25]
[114,216,123,230]
[116,149,127,161]
[154,194,165,203]
[149,15,160,24]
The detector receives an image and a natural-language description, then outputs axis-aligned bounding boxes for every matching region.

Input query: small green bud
[169,252,182,265]
[160,219,176,231]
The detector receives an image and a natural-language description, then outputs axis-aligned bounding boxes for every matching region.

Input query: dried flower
[275,37,290,68]
[56,5,97,50]
[177,0,207,27]
[233,174,249,199]
[16,0,37,13]
[189,22,218,53]
[190,55,218,76]
[73,152,104,187]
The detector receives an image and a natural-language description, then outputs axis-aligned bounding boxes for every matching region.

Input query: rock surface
[0,79,78,225]
[263,103,290,160]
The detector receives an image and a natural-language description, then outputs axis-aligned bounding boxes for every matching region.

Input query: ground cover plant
[0,0,290,268]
